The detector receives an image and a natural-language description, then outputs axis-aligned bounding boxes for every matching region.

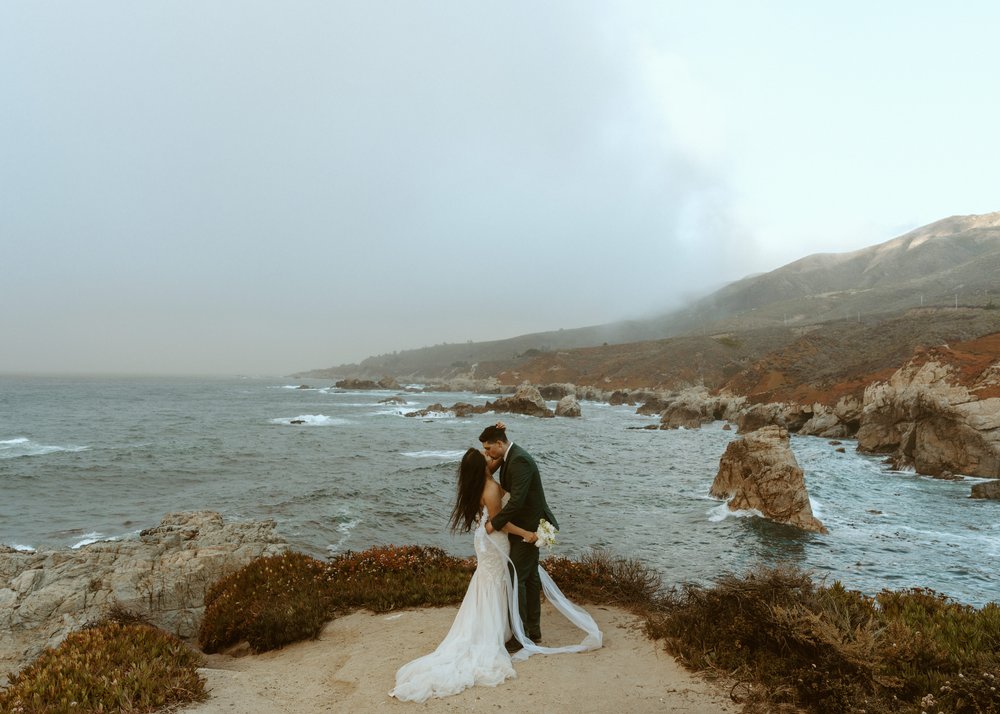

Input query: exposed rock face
[798,395,861,439]
[636,396,671,416]
[971,480,1000,499]
[486,384,555,418]
[608,390,634,406]
[378,396,408,405]
[856,356,1000,478]
[737,403,787,433]
[555,395,582,417]
[710,426,827,533]
[539,383,577,400]
[0,511,286,675]
[335,376,400,390]
[660,403,706,429]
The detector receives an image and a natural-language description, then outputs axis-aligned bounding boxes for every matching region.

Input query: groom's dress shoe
[504,639,523,653]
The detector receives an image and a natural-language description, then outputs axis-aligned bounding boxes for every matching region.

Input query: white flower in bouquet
[535,519,558,549]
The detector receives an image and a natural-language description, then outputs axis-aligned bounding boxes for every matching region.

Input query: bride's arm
[483,487,538,543]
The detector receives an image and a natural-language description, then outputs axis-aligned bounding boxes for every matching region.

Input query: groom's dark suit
[490,442,557,641]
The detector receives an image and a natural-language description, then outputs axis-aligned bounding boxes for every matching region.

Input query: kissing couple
[390,422,603,703]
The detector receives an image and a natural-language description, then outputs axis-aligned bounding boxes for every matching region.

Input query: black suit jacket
[490,443,557,539]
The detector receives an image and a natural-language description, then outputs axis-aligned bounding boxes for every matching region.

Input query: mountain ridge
[298,211,1000,382]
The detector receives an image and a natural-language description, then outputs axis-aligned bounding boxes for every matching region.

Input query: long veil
[485,535,603,661]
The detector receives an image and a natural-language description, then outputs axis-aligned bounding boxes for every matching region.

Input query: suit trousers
[508,537,542,639]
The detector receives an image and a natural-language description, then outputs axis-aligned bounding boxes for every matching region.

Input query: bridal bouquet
[534,519,558,549]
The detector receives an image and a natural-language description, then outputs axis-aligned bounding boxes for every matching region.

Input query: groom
[480,423,557,646]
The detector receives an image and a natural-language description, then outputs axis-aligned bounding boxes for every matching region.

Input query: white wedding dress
[389,497,603,703]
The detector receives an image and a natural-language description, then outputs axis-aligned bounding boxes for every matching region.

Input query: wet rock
[555,395,582,418]
[378,396,408,405]
[970,480,1000,499]
[710,425,827,533]
[0,512,286,676]
[486,384,555,418]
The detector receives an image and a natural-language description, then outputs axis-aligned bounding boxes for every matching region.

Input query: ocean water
[1,376,996,606]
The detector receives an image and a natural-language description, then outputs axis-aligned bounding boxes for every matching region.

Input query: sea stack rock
[555,395,582,417]
[487,384,555,418]
[0,511,287,676]
[710,425,827,533]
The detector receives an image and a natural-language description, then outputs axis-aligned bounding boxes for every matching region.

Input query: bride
[389,447,603,703]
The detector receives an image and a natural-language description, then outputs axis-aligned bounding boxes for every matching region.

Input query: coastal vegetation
[5,546,997,712]
[0,609,206,713]
[196,547,997,714]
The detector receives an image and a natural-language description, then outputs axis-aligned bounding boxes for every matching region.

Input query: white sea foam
[269,414,348,426]
[327,515,361,553]
[0,437,89,459]
[410,410,454,420]
[8,543,36,552]
[71,532,107,549]
[401,450,466,460]
[707,501,764,523]
[810,497,824,519]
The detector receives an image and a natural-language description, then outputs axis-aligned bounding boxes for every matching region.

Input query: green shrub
[649,566,1000,713]
[542,548,662,608]
[0,622,205,714]
[199,551,332,654]
[326,545,474,612]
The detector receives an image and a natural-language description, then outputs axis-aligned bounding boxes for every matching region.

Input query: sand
[179,602,736,713]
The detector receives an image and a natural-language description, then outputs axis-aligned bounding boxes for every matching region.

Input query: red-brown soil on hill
[479,309,1000,406]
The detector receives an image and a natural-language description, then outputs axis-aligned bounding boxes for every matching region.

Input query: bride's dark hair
[450,448,487,533]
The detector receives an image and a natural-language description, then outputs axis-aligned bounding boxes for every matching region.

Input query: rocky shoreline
[0,512,286,680]
[345,349,1000,489]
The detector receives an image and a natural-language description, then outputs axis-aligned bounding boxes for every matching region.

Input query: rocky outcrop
[798,396,862,438]
[486,384,555,418]
[856,356,1000,478]
[378,396,408,405]
[971,480,1000,499]
[539,383,577,400]
[335,376,400,390]
[0,511,286,675]
[636,396,671,416]
[710,426,827,533]
[555,395,582,418]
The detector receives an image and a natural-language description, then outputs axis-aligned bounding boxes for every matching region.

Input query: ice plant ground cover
[3,546,997,712]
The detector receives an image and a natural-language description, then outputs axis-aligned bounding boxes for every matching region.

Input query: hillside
[488,308,1000,402]
[299,212,1000,382]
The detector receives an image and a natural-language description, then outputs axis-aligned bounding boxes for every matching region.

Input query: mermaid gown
[389,497,602,702]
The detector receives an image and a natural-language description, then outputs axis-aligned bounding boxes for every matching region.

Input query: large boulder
[555,395,582,418]
[710,425,827,533]
[487,384,555,418]
[636,395,671,416]
[0,511,286,676]
[737,403,787,433]
[539,383,577,400]
[856,357,1000,478]
[971,480,1000,499]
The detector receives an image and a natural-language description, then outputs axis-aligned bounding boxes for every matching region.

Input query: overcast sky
[2,2,998,375]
